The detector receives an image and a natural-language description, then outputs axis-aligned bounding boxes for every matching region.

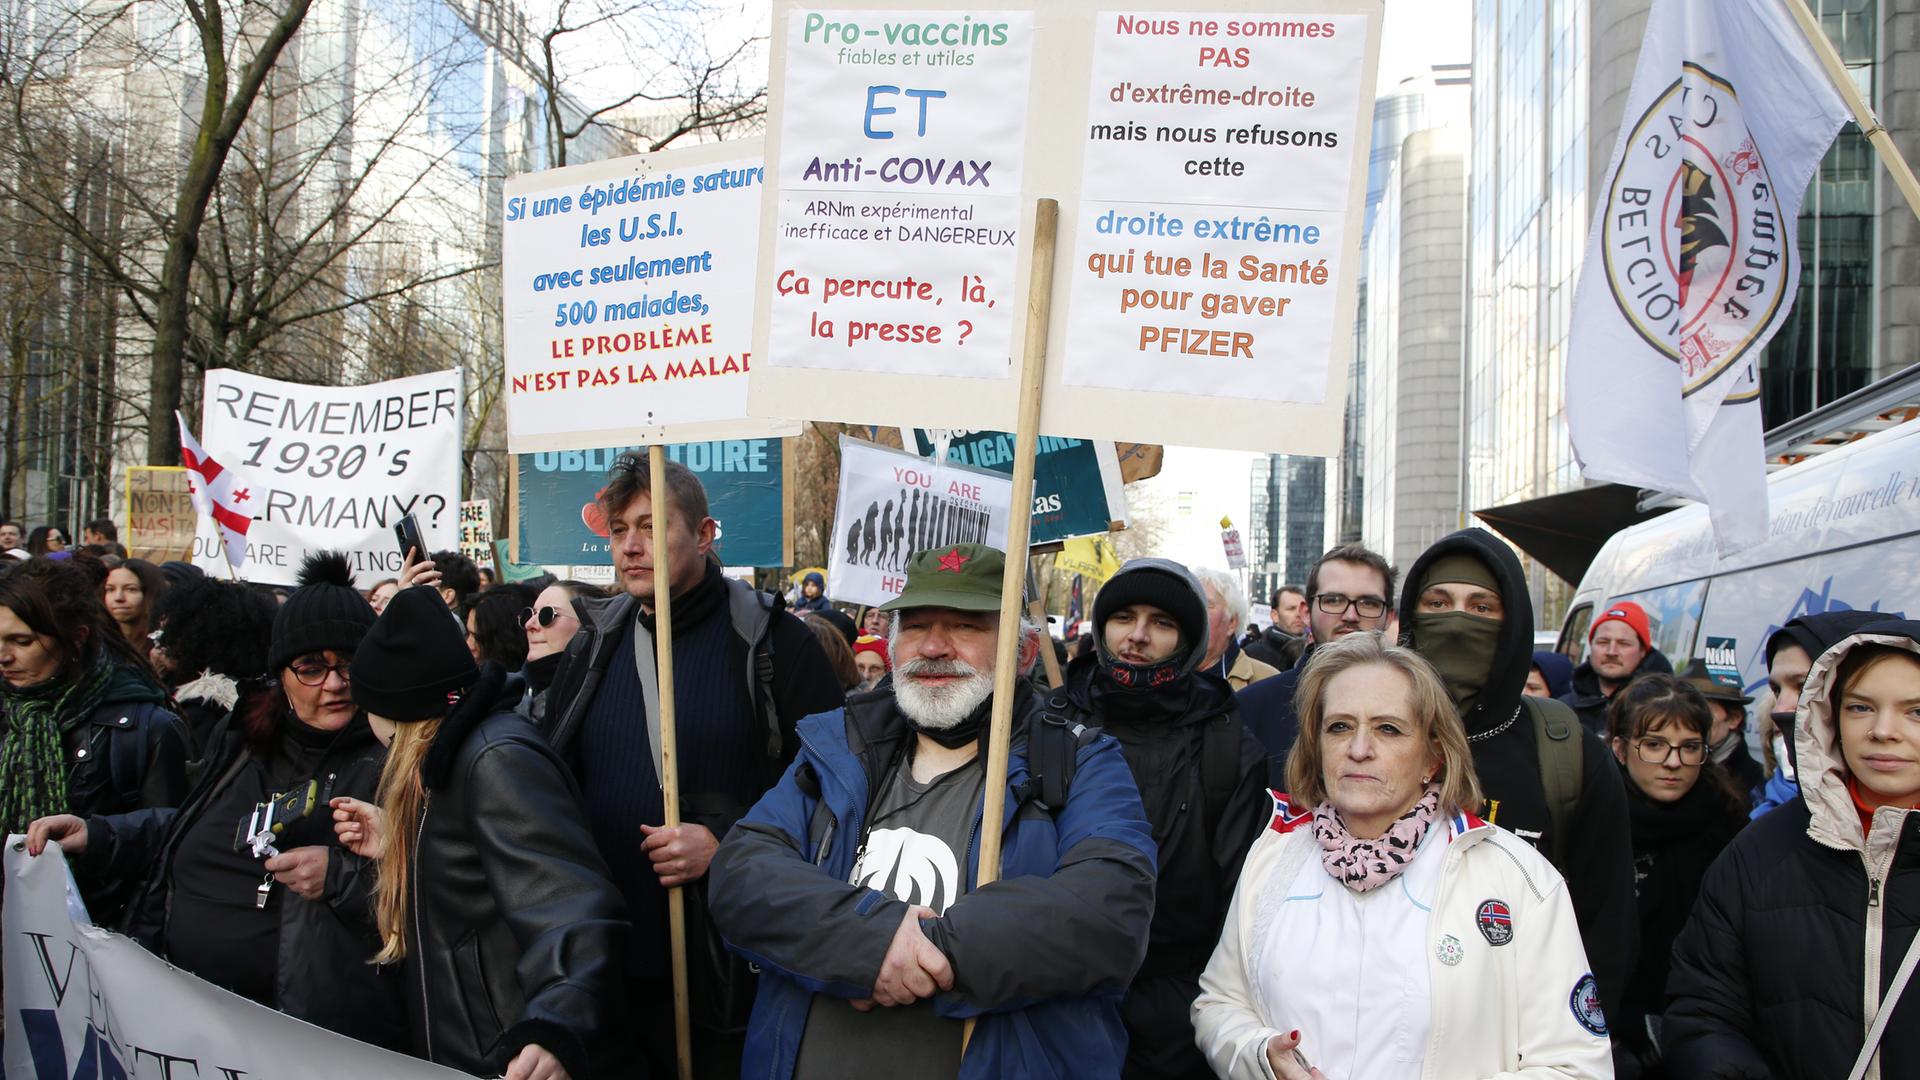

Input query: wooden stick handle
[963,196,1060,1060]
[648,444,694,1080]
[1784,0,1920,224]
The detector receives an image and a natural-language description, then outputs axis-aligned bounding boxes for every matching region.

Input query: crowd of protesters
[0,462,1913,1080]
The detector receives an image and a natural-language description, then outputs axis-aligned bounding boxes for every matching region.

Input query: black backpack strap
[726,581,784,762]
[1019,690,1098,814]
[1198,711,1241,837]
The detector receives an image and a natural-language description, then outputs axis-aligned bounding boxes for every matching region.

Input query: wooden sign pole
[962,196,1061,1057]
[648,444,694,1080]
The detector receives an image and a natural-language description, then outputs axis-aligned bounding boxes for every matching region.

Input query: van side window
[1616,580,1711,667]
[1561,604,1594,663]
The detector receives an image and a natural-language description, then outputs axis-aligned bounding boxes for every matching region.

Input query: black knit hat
[268,551,376,672]
[350,585,479,722]
[1093,558,1210,665]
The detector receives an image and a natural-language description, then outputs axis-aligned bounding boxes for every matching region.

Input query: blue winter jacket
[708,687,1158,1080]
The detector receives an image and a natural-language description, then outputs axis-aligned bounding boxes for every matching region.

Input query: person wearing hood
[1242,585,1307,670]
[1561,601,1674,734]
[1675,658,1766,802]
[147,576,279,760]
[1193,567,1279,691]
[0,557,189,925]
[332,586,631,1079]
[1663,619,1920,1079]
[1750,610,1887,819]
[1398,528,1637,1027]
[27,551,406,1049]
[795,570,832,613]
[1054,557,1269,1079]
[1603,674,1748,1078]
[1236,544,1398,787]
[1528,650,1575,700]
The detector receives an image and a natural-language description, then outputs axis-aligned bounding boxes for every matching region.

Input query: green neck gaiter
[1413,611,1504,711]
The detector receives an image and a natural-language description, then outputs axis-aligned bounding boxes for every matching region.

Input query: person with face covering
[1398,529,1637,1034]
[1604,675,1748,1079]
[1663,620,1920,1079]
[707,543,1156,1080]
[1051,557,1269,1080]
[1750,609,1887,820]
[26,551,406,1048]
[1192,633,1613,1079]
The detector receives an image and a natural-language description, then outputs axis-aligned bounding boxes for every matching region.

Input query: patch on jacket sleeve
[1569,973,1607,1036]
[1476,899,1513,946]
[1269,791,1311,834]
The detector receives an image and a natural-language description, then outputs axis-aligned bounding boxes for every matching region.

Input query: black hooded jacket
[1663,619,1920,1079]
[1056,649,1268,1079]
[1398,528,1638,1020]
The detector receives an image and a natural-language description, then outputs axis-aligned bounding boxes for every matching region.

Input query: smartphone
[394,512,426,564]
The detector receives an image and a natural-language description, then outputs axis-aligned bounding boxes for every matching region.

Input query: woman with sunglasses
[520,580,596,724]
[27,551,407,1049]
[1605,674,1747,1077]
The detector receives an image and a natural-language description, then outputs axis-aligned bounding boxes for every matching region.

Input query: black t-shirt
[793,750,983,1079]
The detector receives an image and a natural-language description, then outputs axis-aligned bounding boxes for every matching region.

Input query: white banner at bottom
[3,841,462,1078]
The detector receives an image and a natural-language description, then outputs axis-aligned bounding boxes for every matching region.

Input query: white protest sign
[196,368,463,587]
[829,437,1012,607]
[747,1,1378,457]
[749,4,1037,430]
[1061,12,1366,410]
[503,140,797,451]
[1222,524,1246,568]
[4,843,465,1079]
[460,500,494,566]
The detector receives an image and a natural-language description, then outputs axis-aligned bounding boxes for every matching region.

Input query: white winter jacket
[1192,794,1615,1079]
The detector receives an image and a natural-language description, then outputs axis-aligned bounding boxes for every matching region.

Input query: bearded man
[709,543,1157,1080]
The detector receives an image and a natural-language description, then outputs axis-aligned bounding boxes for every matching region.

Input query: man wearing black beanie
[1053,557,1269,1080]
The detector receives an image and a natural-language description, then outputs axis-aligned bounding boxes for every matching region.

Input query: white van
[1561,417,1920,700]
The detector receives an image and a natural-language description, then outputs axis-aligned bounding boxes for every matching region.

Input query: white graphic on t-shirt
[854,827,962,914]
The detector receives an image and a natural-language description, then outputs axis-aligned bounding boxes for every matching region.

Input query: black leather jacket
[405,665,631,1078]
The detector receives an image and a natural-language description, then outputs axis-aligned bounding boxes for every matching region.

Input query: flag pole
[648,443,694,1080]
[962,196,1060,1059]
[1783,0,1920,224]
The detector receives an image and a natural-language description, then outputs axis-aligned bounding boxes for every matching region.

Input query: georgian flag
[1566,0,1852,554]
[176,412,254,572]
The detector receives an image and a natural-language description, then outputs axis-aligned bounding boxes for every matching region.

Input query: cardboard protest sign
[194,368,463,587]
[903,427,1127,543]
[829,437,1012,607]
[460,501,495,566]
[1057,534,1120,584]
[125,466,196,562]
[748,1,1379,457]
[503,140,797,451]
[515,440,785,567]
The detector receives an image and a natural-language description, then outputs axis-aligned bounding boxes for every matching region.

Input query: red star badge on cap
[937,548,969,573]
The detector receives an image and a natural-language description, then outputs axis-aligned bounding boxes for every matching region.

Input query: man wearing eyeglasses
[1234,544,1397,786]
[540,453,844,1078]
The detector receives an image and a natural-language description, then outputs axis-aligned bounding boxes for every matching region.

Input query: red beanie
[853,634,890,670]
[1589,601,1651,651]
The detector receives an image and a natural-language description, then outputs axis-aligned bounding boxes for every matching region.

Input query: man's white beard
[893,657,995,730]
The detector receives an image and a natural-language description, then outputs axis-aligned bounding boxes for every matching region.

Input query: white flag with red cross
[176,411,255,572]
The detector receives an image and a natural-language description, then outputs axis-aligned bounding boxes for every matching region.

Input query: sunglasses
[521,605,576,628]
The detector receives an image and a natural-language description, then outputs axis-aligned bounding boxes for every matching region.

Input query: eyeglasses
[1632,736,1707,766]
[1313,593,1388,618]
[289,660,350,687]
[521,605,576,628]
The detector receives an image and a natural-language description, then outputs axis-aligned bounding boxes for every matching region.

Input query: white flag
[176,411,254,572]
[1566,0,1852,553]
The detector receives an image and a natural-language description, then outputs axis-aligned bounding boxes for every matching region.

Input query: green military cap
[879,543,1006,613]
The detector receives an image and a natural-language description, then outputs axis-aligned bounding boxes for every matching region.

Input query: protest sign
[194,368,463,587]
[748,1,1379,457]
[515,440,786,567]
[4,844,463,1080]
[1057,534,1121,584]
[124,466,196,562]
[829,437,1013,607]
[503,140,798,451]
[903,427,1126,543]
[1222,518,1247,569]
[460,500,495,566]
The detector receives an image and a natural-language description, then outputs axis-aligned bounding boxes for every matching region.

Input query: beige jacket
[1225,650,1281,691]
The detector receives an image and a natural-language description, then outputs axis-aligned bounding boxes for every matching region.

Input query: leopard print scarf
[1312,785,1442,893]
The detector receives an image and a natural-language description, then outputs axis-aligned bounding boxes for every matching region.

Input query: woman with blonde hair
[1192,631,1613,1079]
[335,585,629,1079]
